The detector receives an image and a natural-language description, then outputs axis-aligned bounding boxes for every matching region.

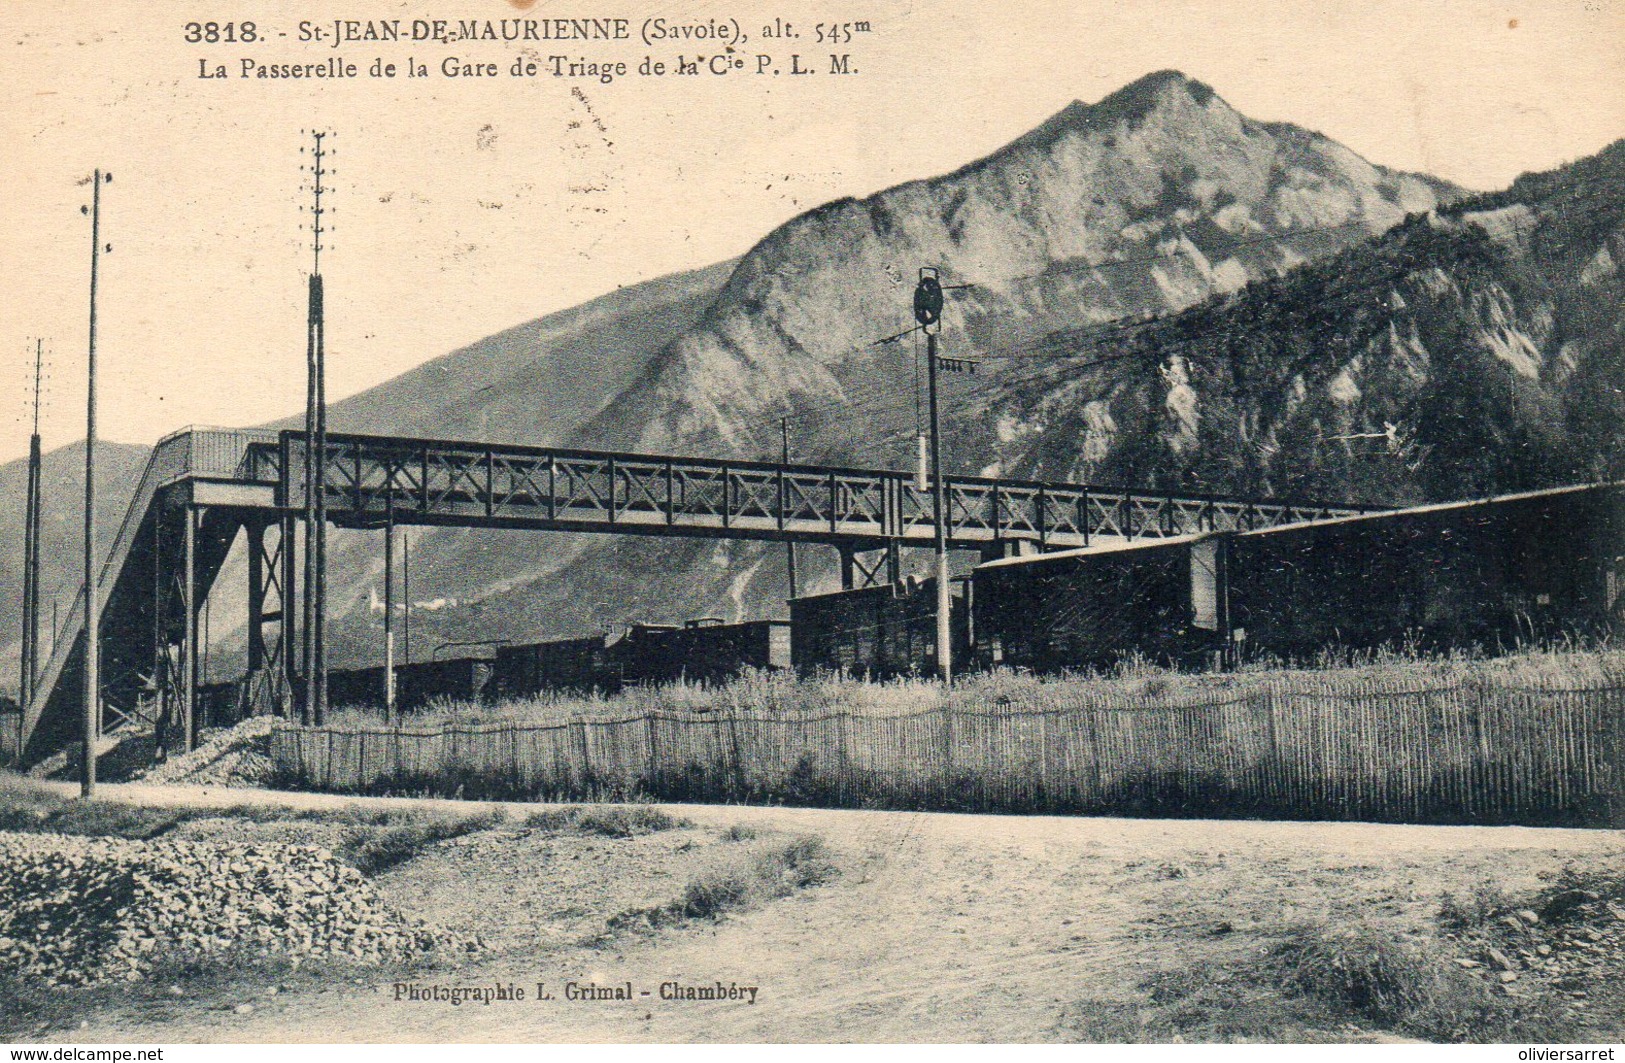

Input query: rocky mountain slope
[581,70,1460,462]
[977,140,1625,506]
[389,70,1471,660]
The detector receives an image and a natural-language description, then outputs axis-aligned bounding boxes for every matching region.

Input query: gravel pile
[1446,885,1625,1029]
[136,716,276,787]
[0,830,478,986]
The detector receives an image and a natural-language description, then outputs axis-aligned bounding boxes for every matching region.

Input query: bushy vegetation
[315,644,1624,731]
[1274,926,1530,1040]
[337,809,509,875]
[1066,920,1575,1044]
[279,646,1625,825]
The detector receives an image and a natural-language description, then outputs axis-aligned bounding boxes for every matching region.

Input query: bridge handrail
[261,429,1386,516]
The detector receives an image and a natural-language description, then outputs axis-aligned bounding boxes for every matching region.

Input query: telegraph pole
[914,268,952,684]
[781,417,798,599]
[383,505,396,723]
[301,131,331,725]
[20,340,45,762]
[402,530,412,666]
[81,170,111,795]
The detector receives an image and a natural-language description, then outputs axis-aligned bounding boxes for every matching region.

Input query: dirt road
[45,782,1622,1043]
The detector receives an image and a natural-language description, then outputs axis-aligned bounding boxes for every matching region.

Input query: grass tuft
[1437,882,1512,930]
[337,809,509,875]
[521,804,690,836]
[608,833,836,932]
[1274,925,1561,1041]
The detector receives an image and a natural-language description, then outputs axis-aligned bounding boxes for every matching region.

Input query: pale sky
[2,0,1620,463]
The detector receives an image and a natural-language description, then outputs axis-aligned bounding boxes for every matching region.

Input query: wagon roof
[1234,480,1623,540]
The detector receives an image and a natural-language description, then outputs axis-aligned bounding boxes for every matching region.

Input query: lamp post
[914,268,952,684]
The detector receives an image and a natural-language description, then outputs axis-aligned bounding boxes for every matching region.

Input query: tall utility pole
[383,506,396,723]
[81,169,111,796]
[301,131,330,726]
[20,340,45,763]
[402,530,412,666]
[781,417,798,600]
[914,267,952,684]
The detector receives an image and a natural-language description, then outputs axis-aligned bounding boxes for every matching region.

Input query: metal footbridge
[19,426,1379,761]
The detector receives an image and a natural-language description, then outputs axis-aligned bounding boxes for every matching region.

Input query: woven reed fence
[270,674,1625,826]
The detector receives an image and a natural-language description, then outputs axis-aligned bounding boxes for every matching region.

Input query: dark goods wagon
[1227,483,1625,660]
[493,634,614,699]
[493,619,791,699]
[790,579,968,678]
[971,536,1228,673]
[643,619,790,685]
[326,657,491,712]
[967,482,1624,673]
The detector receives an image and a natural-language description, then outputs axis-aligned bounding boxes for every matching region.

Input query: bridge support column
[247,520,266,675]
[150,493,190,761]
[243,517,289,717]
[182,505,198,753]
[837,544,856,590]
[280,510,298,719]
[240,517,292,717]
[152,509,172,761]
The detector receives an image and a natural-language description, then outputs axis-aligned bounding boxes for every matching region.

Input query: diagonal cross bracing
[256,430,1377,547]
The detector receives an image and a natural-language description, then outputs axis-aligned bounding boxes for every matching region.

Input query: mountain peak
[1010,70,1228,155]
[1095,68,1217,113]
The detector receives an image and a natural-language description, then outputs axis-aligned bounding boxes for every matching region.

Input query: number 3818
[184,22,258,43]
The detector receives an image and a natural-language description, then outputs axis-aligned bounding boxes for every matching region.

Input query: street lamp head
[913,270,943,328]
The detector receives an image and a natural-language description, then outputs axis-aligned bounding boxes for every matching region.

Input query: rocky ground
[28,717,276,789]
[131,718,277,788]
[0,830,476,987]
[1442,880,1625,1034]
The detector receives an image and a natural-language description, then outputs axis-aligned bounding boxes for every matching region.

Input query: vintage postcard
[2,0,1623,1048]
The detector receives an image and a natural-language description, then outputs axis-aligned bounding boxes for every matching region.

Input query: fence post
[838,709,852,805]
[1612,690,1625,829]
[726,708,745,802]
[574,719,591,797]
[645,713,659,798]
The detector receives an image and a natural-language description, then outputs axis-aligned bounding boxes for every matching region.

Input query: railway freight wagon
[967,482,1624,672]
[1225,482,1625,660]
[491,619,792,700]
[789,578,968,678]
[326,656,492,712]
[492,634,613,700]
[639,619,791,685]
[970,535,1228,673]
